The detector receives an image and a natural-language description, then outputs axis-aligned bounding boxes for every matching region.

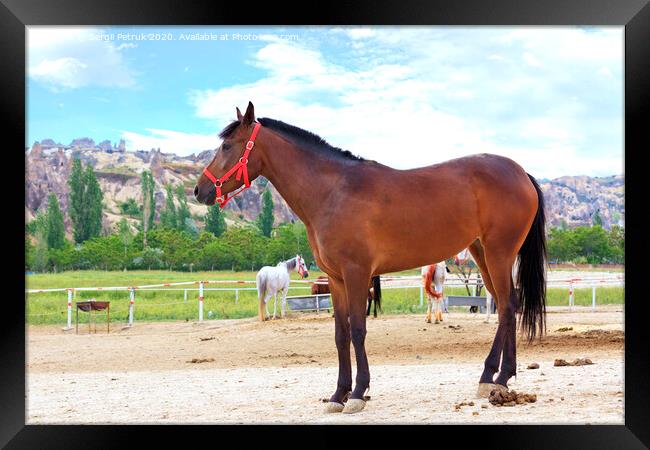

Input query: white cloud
[30,57,88,89]
[523,52,543,68]
[598,66,613,78]
[116,43,137,50]
[121,128,217,155]
[27,27,137,90]
[346,28,376,40]
[188,27,622,178]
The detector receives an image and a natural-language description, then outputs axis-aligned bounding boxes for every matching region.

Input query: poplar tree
[68,158,85,243]
[175,184,191,231]
[140,170,155,247]
[257,189,274,237]
[45,193,65,249]
[160,184,177,229]
[84,164,104,238]
[68,158,104,242]
[592,209,603,227]
[205,204,226,237]
[117,218,133,270]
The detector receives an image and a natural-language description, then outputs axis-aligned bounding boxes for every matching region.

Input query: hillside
[25,140,298,235]
[25,139,624,234]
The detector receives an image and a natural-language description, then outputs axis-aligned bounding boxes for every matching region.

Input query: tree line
[25,159,307,272]
[547,223,624,264]
[25,159,624,272]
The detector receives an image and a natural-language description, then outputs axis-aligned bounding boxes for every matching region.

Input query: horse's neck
[258,132,352,222]
[283,257,296,272]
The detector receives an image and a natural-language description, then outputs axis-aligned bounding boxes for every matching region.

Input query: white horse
[421,261,447,324]
[454,247,506,323]
[256,255,309,321]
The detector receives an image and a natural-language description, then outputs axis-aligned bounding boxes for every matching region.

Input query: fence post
[199,282,204,322]
[419,286,423,308]
[485,291,492,323]
[569,281,574,310]
[235,289,239,305]
[63,289,73,330]
[592,285,596,311]
[184,289,188,303]
[128,288,135,327]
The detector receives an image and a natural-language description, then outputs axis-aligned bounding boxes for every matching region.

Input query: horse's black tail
[373,275,382,316]
[366,276,383,317]
[517,174,547,342]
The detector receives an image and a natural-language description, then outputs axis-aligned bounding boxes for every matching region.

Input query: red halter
[202,122,262,208]
[296,255,306,277]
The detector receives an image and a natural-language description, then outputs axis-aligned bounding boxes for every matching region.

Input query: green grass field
[25,270,624,325]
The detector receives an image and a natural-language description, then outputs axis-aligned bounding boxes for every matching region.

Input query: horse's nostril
[193,185,199,197]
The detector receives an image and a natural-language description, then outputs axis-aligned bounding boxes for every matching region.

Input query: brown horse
[194,102,547,414]
[311,276,330,295]
[312,275,382,318]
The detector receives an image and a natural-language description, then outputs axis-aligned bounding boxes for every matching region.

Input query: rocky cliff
[25,139,624,233]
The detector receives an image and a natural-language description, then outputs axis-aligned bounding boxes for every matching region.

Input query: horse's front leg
[325,276,352,413]
[272,293,278,319]
[342,267,372,414]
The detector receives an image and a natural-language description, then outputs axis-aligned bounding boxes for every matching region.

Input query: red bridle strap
[203,122,262,208]
[296,255,305,277]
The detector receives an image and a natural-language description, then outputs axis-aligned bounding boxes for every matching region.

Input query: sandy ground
[26,305,624,424]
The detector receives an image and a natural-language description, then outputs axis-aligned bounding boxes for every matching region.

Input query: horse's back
[258,264,290,291]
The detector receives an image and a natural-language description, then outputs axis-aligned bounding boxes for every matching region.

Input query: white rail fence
[26,274,624,329]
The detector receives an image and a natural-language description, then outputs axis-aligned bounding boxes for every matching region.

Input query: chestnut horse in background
[195,102,547,414]
[422,262,446,324]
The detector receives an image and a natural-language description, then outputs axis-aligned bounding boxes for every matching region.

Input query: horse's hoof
[477,383,508,398]
[342,398,366,414]
[324,402,345,413]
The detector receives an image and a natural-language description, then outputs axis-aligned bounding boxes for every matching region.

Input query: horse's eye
[222,143,231,151]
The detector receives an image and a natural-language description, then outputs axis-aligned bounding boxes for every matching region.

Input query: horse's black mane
[218,117,366,162]
[218,120,240,140]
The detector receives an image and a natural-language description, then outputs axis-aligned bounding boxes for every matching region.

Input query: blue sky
[27,26,623,179]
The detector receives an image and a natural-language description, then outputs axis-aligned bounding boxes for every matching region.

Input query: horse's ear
[236,107,243,121]
[243,101,255,125]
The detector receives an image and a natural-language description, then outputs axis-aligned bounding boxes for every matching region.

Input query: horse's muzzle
[303,271,309,279]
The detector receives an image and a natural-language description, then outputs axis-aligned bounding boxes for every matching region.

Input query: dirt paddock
[27,305,624,424]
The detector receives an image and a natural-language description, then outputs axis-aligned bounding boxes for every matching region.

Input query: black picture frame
[5,0,649,447]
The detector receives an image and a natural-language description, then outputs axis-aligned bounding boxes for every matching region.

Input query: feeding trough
[286,293,332,313]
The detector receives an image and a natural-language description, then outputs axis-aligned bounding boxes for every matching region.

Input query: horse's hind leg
[494,284,518,387]
[264,294,272,320]
[426,298,432,323]
[468,240,496,298]
[477,248,518,396]
[281,287,288,318]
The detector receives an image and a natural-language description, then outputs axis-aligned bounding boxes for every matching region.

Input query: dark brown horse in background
[195,102,546,414]
[311,275,382,318]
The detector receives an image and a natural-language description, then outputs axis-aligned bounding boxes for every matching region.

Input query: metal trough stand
[286,294,332,313]
[446,295,496,314]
